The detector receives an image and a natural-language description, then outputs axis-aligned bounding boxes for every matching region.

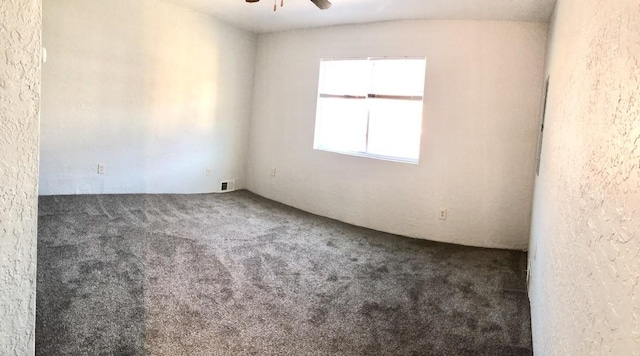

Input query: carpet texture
[36,190,532,355]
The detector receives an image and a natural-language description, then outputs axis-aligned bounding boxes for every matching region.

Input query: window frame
[313,57,427,164]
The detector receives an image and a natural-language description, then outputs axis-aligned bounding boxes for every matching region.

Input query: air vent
[221,180,236,192]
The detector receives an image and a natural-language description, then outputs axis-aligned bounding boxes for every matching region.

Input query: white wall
[40,0,256,195]
[247,20,547,249]
[529,0,640,354]
[0,0,41,353]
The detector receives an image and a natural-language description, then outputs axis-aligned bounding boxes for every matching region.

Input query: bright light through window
[314,58,426,163]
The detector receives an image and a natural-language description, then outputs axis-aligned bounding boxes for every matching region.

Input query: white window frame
[313,57,426,164]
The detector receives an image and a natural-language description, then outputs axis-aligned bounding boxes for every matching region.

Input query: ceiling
[162,0,557,33]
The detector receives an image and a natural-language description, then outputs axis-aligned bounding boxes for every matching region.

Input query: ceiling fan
[245,0,332,11]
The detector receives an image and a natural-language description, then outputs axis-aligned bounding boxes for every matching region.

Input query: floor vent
[221,180,236,192]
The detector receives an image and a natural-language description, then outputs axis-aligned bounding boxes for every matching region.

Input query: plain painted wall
[529,0,640,354]
[247,20,547,249]
[39,0,256,195]
[0,0,41,353]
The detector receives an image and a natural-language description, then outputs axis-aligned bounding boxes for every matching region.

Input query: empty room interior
[1,0,639,355]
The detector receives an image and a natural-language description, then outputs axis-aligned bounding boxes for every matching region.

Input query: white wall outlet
[439,208,447,220]
[206,168,212,176]
[526,262,532,296]
[97,164,105,174]
[270,168,276,176]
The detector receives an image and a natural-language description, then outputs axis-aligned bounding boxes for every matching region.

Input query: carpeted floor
[36,190,532,355]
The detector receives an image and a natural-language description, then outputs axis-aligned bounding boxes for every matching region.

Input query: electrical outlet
[526,263,532,294]
[439,209,447,220]
[206,168,212,177]
[97,164,105,174]
[527,243,537,297]
[270,168,276,176]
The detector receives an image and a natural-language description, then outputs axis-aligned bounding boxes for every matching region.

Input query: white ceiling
[162,0,557,33]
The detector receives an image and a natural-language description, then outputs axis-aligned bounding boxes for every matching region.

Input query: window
[313,57,426,163]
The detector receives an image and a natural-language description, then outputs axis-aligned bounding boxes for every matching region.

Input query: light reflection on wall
[40,0,256,194]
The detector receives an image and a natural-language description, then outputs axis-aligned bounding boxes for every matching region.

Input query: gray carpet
[36,190,532,355]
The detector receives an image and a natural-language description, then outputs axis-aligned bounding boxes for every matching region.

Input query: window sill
[314,147,419,164]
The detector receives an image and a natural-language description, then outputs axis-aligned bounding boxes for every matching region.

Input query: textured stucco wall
[0,0,41,354]
[529,0,640,354]
[40,0,256,195]
[248,20,547,249]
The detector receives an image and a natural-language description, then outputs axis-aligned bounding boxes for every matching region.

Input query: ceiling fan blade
[246,0,259,2]
[310,0,332,10]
